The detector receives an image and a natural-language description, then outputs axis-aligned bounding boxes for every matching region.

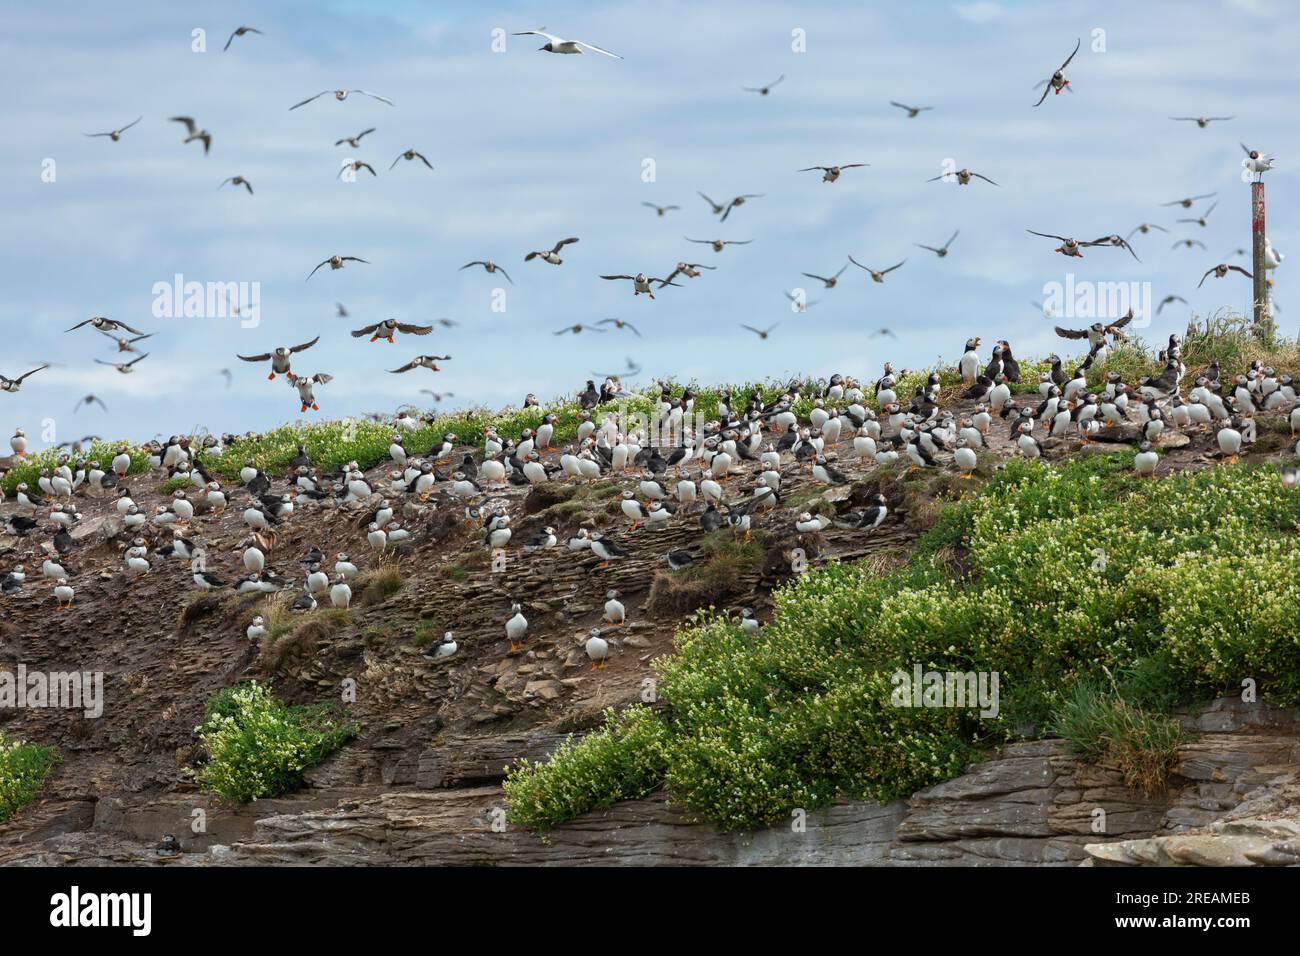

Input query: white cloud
[953,2,1009,24]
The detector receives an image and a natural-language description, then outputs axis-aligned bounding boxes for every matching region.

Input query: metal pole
[1251,181,1268,336]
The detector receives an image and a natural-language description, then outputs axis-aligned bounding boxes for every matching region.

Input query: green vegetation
[504,707,668,831]
[647,530,768,616]
[159,476,192,494]
[1050,682,1183,797]
[194,681,356,804]
[1,440,149,497]
[0,734,59,824]
[354,563,403,605]
[506,456,1300,831]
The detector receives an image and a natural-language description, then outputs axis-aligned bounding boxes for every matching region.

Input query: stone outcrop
[5,697,1296,866]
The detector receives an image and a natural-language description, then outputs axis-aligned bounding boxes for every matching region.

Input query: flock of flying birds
[3,28,1284,410]
[0,23,1295,663]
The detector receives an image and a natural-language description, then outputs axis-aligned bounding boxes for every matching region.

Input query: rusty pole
[1251,181,1268,335]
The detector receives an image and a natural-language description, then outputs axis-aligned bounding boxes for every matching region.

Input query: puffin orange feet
[311,403,318,411]
[370,335,379,343]
[267,373,275,380]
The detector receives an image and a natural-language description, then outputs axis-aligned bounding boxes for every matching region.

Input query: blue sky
[2,0,1294,449]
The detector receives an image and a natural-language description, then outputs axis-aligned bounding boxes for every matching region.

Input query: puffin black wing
[1054,326,1090,340]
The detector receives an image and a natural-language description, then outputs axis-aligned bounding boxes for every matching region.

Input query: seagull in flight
[85,117,142,141]
[290,90,394,110]
[512,29,622,58]
[169,116,211,153]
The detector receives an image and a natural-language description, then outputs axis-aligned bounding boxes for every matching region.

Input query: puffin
[53,577,75,610]
[2,565,25,594]
[330,575,352,609]
[1016,420,1043,459]
[237,337,320,381]
[424,632,459,660]
[293,373,333,412]
[352,319,434,343]
[589,532,628,566]
[603,589,626,627]
[1216,421,1243,464]
[505,602,528,652]
[1032,38,1081,106]
[1134,442,1159,478]
[954,438,978,478]
[585,628,610,670]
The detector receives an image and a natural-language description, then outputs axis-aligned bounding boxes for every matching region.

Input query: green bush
[504,706,667,831]
[1050,683,1183,797]
[506,457,1300,831]
[194,681,357,803]
[0,734,59,824]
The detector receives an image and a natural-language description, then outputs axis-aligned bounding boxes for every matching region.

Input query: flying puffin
[1032,38,1081,106]
[351,319,434,343]
[389,355,451,373]
[66,316,146,336]
[292,373,333,412]
[237,337,320,380]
